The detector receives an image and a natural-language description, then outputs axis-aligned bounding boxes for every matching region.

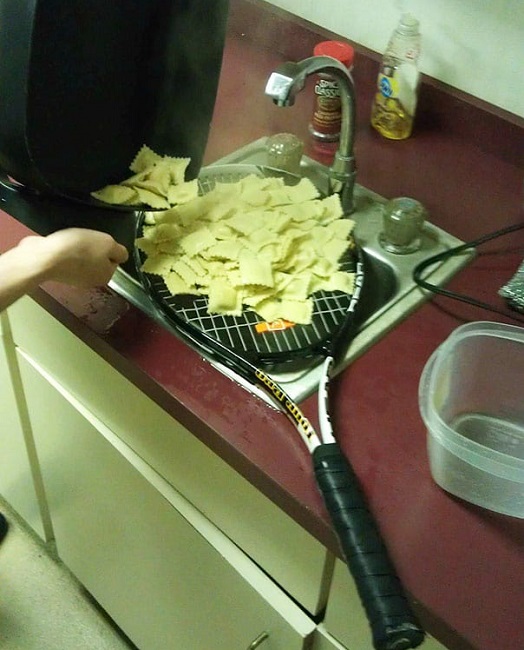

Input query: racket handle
[313,443,425,650]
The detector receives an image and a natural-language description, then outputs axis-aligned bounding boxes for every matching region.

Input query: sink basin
[110,137,472,402]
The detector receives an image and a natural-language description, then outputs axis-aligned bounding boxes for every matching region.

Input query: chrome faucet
[265,56,357,214]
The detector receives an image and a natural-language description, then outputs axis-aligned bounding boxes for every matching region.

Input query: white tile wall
[265,0,524,118]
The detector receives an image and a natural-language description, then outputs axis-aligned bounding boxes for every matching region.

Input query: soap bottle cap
[397,13,420,36]
[313,40,355,69]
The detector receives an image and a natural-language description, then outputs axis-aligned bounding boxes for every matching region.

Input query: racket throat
[254,368,320,452]
[318,356,336,444]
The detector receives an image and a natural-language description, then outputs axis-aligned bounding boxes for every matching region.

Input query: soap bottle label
[371,64,418,139]
[378,73,398,99]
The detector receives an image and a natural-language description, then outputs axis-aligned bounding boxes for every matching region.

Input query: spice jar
[309,40,355,150]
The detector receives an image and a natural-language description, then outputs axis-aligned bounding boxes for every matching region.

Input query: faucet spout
[265,55,357,214]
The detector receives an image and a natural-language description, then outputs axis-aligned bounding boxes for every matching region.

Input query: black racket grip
[313,443,425,650]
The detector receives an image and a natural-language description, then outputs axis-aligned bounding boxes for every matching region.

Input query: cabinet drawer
[17,348,316,649]
[324,559,448,650]
[8,296,331,615]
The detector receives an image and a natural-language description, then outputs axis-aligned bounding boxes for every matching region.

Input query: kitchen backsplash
[262,0,524,119]
[228,0,523,169]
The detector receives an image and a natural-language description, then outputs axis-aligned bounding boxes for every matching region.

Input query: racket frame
[133,177,425,649]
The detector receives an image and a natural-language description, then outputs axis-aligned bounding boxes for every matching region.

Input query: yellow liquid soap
[370,94,414,140]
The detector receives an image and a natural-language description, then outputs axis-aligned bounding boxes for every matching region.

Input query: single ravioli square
[239,248,274,287]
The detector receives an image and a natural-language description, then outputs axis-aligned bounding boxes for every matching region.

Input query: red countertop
[1,2,523,649]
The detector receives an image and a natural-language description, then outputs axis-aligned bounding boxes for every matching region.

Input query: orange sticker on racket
[255,319,295,334]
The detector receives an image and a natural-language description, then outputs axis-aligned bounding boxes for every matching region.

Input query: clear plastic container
[419,321,524,518]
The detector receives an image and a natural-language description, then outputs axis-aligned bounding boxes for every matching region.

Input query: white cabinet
[3,297,452,650]
[17,347,316,650]
[7,296,332,617]
[0,312,50,540]
[2,296,454,649]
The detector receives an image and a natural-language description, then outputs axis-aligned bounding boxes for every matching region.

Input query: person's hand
[0,228,128,311]
[17,228,129,288]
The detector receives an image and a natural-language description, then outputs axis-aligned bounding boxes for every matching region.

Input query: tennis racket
[135,165,425,650]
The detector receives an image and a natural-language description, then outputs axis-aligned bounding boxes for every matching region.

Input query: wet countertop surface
[1,5,523,650]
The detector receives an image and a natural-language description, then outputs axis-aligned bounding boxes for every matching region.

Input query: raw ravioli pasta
[136,173,355,324]
[91,145,199,209]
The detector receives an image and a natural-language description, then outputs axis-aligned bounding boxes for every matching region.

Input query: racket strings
[154,277,353,358]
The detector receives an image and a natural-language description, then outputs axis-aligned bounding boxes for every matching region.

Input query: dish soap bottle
[370,14,421,140]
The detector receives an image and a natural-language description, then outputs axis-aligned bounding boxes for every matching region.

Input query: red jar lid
[313,40,354,68]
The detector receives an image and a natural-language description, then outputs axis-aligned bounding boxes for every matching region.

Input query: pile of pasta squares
[91,145,198,209]
[136,172,355,325]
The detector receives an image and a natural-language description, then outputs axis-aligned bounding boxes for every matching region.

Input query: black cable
[412,221,524,324]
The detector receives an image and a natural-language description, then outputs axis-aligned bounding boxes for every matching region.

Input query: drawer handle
[247,631,269,649]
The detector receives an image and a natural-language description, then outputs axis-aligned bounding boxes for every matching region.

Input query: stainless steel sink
[110,138,472,403]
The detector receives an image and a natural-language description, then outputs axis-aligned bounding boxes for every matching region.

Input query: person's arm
[0,228,129,312]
